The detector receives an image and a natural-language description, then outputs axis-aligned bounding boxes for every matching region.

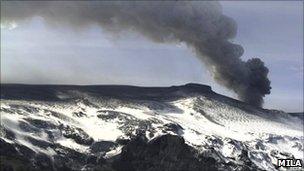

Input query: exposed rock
[90,141,117,154]
[59,124,94,145]
[112,134,218,171]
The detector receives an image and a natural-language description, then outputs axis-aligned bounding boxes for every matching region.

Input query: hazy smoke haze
[1,1,271,106]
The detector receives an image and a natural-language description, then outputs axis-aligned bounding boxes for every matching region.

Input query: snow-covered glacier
[0,84,303,171]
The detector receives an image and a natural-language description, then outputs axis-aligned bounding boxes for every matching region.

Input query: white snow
[56,138,89,153]
[104,146,123,159]
[1,94,303,171]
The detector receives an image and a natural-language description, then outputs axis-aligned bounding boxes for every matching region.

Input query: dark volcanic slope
[0,83,297,120]
[1,83,213,101]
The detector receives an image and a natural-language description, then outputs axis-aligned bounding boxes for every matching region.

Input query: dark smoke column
[193,38,271,107]
[1,1,271,106]
[242,58,271,106]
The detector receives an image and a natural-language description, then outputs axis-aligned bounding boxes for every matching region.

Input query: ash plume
[1,1,271,106]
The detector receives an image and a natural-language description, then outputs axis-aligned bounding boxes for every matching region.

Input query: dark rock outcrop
[112,134,218,171]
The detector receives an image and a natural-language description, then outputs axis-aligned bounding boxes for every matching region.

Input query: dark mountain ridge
[1,83,297,116]
[1,83,212,101]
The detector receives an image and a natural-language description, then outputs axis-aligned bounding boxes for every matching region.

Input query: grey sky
[1,1,303,112]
